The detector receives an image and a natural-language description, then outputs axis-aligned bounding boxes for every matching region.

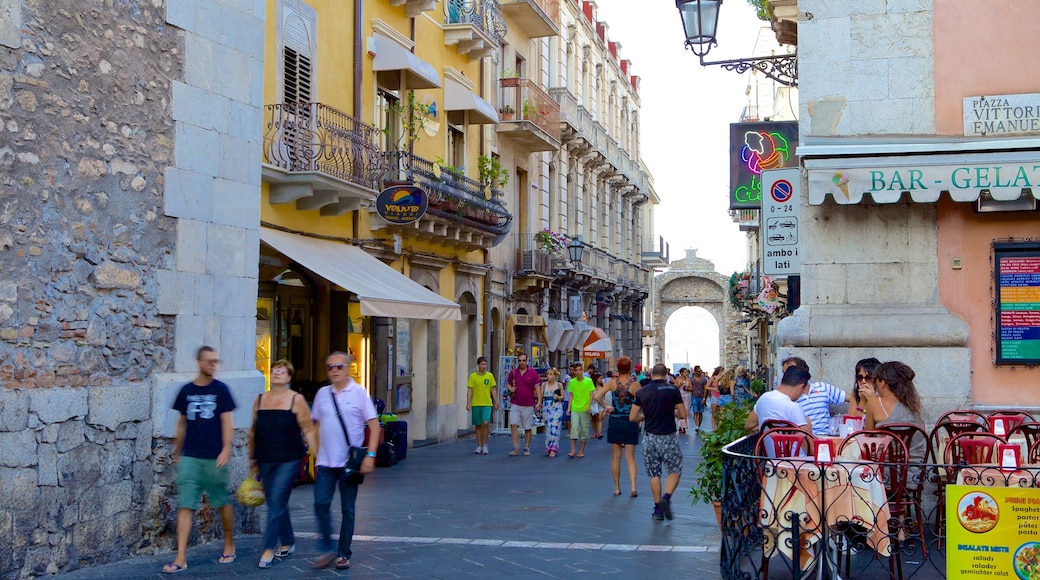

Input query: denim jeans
[313,466,360,558]
[258,460,299,552]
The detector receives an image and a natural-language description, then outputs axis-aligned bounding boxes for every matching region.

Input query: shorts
[709,396,720,407]
[642,432,683,479]
[509,405,536,430]
[718,394,734,406]
[607,415,640,445]
[471,405,492,426]
[690,398,705,414]
[175,456,229,510]
[569,411,591,440]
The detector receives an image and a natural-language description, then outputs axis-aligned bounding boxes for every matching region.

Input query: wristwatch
[366,451,377,458]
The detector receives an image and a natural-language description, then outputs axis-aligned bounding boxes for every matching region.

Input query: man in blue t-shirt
[163,346,238,574]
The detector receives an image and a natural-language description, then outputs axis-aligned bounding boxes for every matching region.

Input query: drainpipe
[353,0,362,119]
[483,249,493,360]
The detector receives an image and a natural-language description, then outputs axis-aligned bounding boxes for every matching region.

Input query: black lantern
[567,237,584,265]
[675,0,797,87]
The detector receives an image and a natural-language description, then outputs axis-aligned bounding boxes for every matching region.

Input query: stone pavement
[57,428,721,579]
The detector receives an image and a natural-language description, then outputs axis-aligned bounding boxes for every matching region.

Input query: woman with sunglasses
[849,358,881,418]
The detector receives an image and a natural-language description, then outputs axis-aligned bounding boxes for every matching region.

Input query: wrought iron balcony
[641,235,669,269]
[497,78,561,152]
[382,151,512,241]
[262,102,386,215]
[444,0,506,60]
[499,0,559,38]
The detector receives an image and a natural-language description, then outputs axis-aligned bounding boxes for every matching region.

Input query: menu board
[947,485,1040,578]
[996,244,1040,364]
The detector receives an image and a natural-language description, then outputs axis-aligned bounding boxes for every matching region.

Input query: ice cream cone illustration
[832,171,850,199]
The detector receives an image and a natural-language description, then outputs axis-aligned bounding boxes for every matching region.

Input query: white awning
[372,34,441,90]
[546,319,572,352]
[567,320,592,352]
[800,136,1040,205]
[260,227,461,321]
[444,78,498,125]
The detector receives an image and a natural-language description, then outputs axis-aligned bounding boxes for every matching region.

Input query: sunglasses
[327,363,347,371]
[856,374,872,382]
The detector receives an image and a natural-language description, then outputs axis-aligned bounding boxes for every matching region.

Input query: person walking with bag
[248,359,317,569]
[541,368,565,457]
[310,351,379,570]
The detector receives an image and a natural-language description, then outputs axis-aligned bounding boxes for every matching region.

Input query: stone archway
[654,249,744,368]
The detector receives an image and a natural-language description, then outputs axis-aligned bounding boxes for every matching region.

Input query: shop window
[447,126,464,170]
[376,88,401,151]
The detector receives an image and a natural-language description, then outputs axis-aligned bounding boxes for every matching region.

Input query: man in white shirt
[746,366,812,433]
[782,357,846,436]
[310,352,380,570]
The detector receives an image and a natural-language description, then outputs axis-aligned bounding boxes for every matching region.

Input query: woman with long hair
[249,360,317,569]
[590,369,606,439]
[707,366,724,430]
[860,360,926,462]
[594,356,641,497]
[542,368,565,457]
[848,357,881,418]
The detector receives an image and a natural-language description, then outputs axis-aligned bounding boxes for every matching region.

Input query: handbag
[329,388,367,485]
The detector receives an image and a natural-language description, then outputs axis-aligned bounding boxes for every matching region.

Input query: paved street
[58,429,720,579]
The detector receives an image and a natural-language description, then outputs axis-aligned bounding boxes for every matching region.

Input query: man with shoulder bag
[310,351,379,570]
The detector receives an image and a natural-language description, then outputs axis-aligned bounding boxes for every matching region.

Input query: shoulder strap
[328,388,354,448]
[287,392,296,411]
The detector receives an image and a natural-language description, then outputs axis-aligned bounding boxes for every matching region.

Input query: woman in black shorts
[594,356,641,497]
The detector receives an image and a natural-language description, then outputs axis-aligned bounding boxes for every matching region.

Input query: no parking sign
[762,169,801,276]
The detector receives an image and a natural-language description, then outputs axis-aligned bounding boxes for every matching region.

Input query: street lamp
[675,0,798,87]
[567,236,584,265]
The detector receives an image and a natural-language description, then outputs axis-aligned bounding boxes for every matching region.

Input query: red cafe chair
[988,411,1036,435]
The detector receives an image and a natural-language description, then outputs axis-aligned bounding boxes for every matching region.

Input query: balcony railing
[498,78,560,139]
[263,102,385,190]
[384,151,511,235]
[445,0,507,43]
[515,233,556,277]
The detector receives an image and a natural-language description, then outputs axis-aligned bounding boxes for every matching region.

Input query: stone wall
[0,1,266,577]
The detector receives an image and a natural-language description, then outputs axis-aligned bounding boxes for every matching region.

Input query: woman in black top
[249,360,317,569]
[594,356,641,497]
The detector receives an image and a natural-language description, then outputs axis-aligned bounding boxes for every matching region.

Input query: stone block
[55,420,84,453]
[156,269,186,315]
[86,383,152,431]
[240,13,265,61]
[102,480,134,517]
[37,443,57,486]
[56,443,100,491]
[135,420,153,461]
[205,224,249,277]
[175,218,209,274]
[851,11,932,61]
[172,317,206,373]
[221,317,257,370]
[163,167,213,221]
[191,272,215,317]
[243,228,261,279]
[887,57,934,100]
[798,16,850,65]
[849,97,919,136]
[228,100,261,142]
[165,0,198,30]
[803,263,848,305]
[250,55,264,108]
[0,430,36,467]
[93,261,141,290]
[183,32,214,93]
[801,0,885,18]
[0,468,38,507]
[212,43,252,103]
[212,178,260,229]
[194,0,224,44]
[100,440,134,483]
[172,81,230,134]
[212,276,255,319]
[0,0,21,49]
[217,132,260,185]
[29,388,87,424]
[0,280,15,302]
[0,389,29,431]
[174,122,219,177]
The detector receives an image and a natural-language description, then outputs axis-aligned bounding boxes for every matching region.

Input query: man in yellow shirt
[466,357,498,455]
[567,362,596,458]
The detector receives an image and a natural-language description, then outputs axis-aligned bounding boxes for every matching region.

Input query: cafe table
[759,452,894,569]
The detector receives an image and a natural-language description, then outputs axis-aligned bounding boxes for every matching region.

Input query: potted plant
[498,104,515,121]
[521,99,539,121]
[477,155,509,189]
[689,398,754,528]
[533,229,567,255]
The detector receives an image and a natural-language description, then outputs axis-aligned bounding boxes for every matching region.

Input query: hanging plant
[533,229,568,255]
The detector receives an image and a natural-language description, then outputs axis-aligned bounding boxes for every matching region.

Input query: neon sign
[729,121,798,210]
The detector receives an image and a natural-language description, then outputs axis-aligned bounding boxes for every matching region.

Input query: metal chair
[878,422,929,556]
[755,426,816,578]
[1007,421,1040,454]
[935,432,1007,545]
[760,419,799,432]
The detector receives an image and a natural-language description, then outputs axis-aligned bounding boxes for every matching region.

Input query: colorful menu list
[947,484,1040,578]
[998,256,1040,362]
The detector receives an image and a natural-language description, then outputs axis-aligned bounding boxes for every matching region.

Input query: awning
[259,227,461,321]
[582,327,613,359]
[800,136,1040,205]
[372,34,441,90]
[569,320,592,352]
[444,78,498,125]
[546,319,572,352]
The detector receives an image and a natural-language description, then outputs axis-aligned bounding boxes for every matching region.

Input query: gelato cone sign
[729,121,799,210]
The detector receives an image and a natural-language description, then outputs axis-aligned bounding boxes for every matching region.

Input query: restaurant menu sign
[946,485,1040,578]
[995,243,1040,364]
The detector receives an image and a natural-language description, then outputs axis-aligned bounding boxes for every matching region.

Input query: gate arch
[654,250,744,368]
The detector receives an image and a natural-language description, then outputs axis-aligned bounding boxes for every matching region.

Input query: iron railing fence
[720,432,1031,579]
[263,102,385,189]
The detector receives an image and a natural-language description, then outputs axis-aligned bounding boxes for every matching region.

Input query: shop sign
[512,314,545,326]
[761,169,801,276]
[809,162,1040,203]
[946,485,1040,578]
[995,242,1040,364]
[375,185,427,224]
[729,121,799,210]
[964,93,1040,137]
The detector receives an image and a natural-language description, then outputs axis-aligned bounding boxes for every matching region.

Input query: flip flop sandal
[162,563,188,574]
[218,554,237,564]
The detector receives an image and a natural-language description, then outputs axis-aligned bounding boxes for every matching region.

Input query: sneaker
[475,446,482,454]
[651,505,664,521]
[481,445,489,455]
[660,495,673,520]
